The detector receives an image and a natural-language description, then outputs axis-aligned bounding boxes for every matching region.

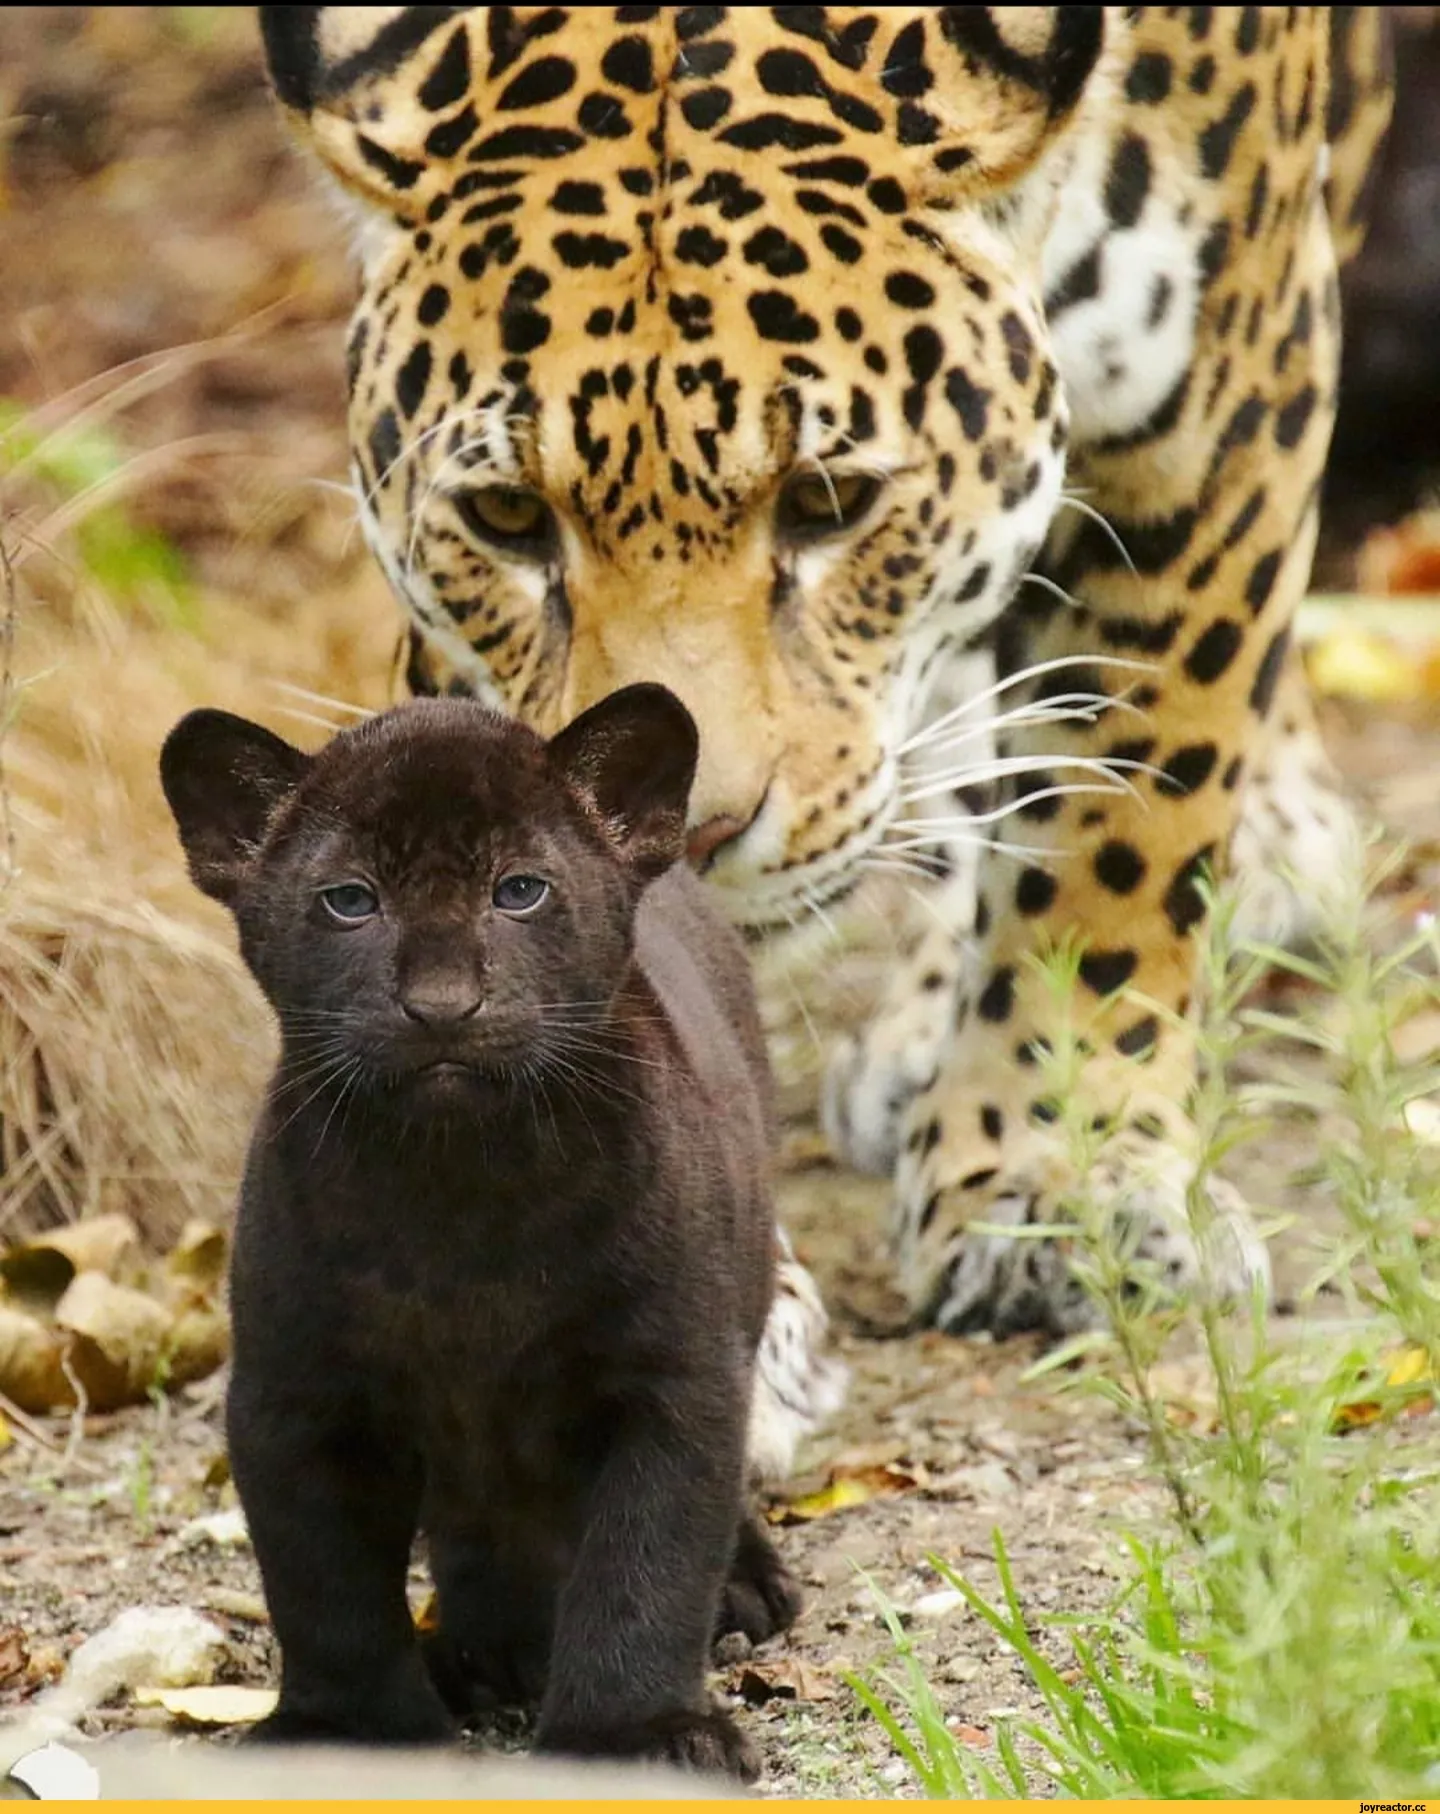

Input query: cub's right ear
[159,710,311,906]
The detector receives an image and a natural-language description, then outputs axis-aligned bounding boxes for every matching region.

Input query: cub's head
[261,6,1107,931]
[160,684,697,1110]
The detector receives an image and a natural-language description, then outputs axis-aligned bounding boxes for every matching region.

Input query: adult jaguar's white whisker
[857,852,949,883]
[884,828,1062,862]
[357,407,490,520]
[901,752,1158,806]
[902,692,1143,761]
[268,682,373,720]
[1056,490,1138,576]
[269,704,358,734]
[895,780,1133,830]
[900,653,1158,755]
[881,823,1085,866]
[404,426,505,581]
[1021,570,1085,611]
[798,881,842,943]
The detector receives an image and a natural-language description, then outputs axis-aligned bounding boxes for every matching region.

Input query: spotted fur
[261,6,1391,1344]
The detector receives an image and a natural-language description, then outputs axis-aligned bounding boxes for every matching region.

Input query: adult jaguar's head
[261,5,1108,933]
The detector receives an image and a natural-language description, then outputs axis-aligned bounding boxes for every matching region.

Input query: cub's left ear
[160,709,312,907]
[547,685,699,882]
[863,7,1107,203]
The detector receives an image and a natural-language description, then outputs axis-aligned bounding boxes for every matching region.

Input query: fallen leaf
[134,1684,278,1727]
[1385,1345,1433,1390]
[733,1659,837,1704]
[1305,629,1422,703]
[0,1215,139,1307]
[201,1590,268,1624]
[167,1304,231,1387]
[0,1626,27,1685]
[53,1270,173,1410]
[767,1461,923,1524]
[1332,1346,1436,1431]
[164,1219,227,1292]
[0,1304,70,1413]
[201,1451,231,1490]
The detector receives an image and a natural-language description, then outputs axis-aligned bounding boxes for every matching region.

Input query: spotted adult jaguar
[259,7,1391,1353]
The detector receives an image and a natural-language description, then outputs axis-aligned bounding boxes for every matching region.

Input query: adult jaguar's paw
[895,1129,1271,1339]
[537,1707,759,1783]
[1229,696,1363,950]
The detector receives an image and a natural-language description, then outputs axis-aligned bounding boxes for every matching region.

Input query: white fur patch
[746,1232,848,1485]
[1041,132,1202,446]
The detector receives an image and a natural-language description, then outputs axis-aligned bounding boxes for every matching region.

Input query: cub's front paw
[538,1707,759,1782]
[247,1678,456,1748]
[715,1516,802,1646]
[420,1626,547,1720]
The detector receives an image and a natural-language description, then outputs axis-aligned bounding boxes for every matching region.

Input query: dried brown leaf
[0,1626,26,1685]
[0,1303,70,1412]
[733,1659,838,1704]
[0,1212,139,1306]
[167,1304,230,1388]
[53,1268,172,1409]
[164,1218,227,1292]
[767,1460,924,1525]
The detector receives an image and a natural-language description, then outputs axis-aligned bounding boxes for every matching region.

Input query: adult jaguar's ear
[547,685,700,883]
[863,8,1108,206]
[160,709,312,907]
[257,6,474,224]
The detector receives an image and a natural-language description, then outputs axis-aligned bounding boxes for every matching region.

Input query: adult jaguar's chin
[702,814,901,954]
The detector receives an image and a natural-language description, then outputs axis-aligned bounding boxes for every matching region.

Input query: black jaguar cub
[159,683,799,1779]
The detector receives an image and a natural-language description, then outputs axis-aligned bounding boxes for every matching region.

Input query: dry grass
[0,548,403,1246]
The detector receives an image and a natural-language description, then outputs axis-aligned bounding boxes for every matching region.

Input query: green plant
[851,852,1440,1797]
[0,400,191,622]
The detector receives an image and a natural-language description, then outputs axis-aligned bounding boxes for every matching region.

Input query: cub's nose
[399,987,483,1027]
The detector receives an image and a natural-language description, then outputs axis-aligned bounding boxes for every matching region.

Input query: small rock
[911,1588,966,1620]
[942,1656,983,1685]
[174,1508,249,1550]
[712,1630,751,1667]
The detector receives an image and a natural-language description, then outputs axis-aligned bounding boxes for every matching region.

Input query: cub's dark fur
[160,684,801,1778]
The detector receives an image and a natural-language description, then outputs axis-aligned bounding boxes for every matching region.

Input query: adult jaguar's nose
[399,986,484,1027]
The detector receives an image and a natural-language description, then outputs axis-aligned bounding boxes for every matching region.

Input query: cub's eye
[454,485,558,559]
[493,874,550,915]
[319,881,379,924]
[777,470,882,543]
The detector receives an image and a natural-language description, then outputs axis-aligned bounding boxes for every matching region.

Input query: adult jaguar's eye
[454,485,558,559]
[319,881,379,924]
[493,874,550,914]
[777,470,882,543]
